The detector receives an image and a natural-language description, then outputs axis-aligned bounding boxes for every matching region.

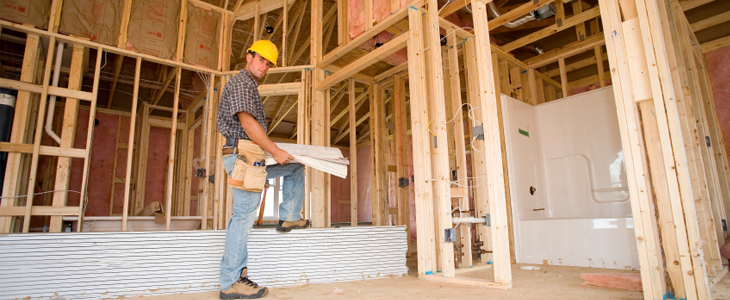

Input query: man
[217,40,310,299]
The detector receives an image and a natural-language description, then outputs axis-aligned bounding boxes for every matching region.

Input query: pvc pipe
[452,217,487,224]
[45,41,64,145]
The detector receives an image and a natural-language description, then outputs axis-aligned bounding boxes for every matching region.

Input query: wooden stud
[121,57,142,231]
[347,79,358,227]
[370,83,388,226]
[310,0,327,228]
[599,0,671,297]
[0,34,40,232]
[319,2,421,67]
[573,0,587,41]
[489,0,557,29]
[48,0,63,33]
[282,0,288,66]
[464,38,492,265]
[364,0,373,31]
[318,33,409,91]
[558,58,569,97]
[527,68,538,106]
[75,47,105,231]
[679,0,715,11]
[21,37,60,232]
[107,55,124,108]
[176,0,189,62]
[407,6,437,276]
[501,7,600,52]
[164,67,182,230]
[47,44,85,232]
[525,34,606,68]
[109,116,123,216]
[393,74,409,243]
[470,0,512,286]
[446,29,471,268]
[153,67,179,106]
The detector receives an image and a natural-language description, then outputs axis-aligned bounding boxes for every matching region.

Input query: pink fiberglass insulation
[329,149,350,222]
[705,46,730,158]
[355,137,417,241]
[568,78,613,97]
[348,0,415,66]
[581,273,642,292]
[356,145,373,223]
[144,126,171,210]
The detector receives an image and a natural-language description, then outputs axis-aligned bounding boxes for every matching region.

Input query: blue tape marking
[409,6,418,10]
[662,290,683,300]
[522,70,528,74]
[487,260,493,264]
[425,271,433,275]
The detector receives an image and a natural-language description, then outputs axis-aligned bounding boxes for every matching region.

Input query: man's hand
[272,148,294,165]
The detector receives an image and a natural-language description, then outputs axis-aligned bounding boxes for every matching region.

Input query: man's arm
[237,111,294,164]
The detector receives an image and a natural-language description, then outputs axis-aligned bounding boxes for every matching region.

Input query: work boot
[220,267,268,299]
[276,219,311,232]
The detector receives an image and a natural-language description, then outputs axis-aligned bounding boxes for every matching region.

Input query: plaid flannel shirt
[217,69,268,141]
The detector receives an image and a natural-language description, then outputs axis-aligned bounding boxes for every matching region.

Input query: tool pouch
[227,141,267,192]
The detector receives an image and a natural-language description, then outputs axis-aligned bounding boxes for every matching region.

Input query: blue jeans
[219,154,305,290]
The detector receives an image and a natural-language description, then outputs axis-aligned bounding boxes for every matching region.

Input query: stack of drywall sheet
[0,226,407,299]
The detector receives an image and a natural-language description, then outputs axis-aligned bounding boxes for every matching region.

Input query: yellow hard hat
[247,40,278,67]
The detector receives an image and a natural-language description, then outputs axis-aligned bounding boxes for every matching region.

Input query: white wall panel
[502,88,639,269]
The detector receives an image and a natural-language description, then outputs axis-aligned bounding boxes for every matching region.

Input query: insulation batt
[705,46,730,158]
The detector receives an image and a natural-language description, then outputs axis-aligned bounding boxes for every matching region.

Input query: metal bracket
[472,125,484,140]
[445,228,456,242]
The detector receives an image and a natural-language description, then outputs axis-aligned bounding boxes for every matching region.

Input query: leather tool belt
[225,139,267,192]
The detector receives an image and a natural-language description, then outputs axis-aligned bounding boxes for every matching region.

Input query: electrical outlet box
[445,228,456,242]
[473,125,484,140]
[399,177,409,187]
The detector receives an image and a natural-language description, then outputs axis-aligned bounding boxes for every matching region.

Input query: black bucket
[0,87,17,196]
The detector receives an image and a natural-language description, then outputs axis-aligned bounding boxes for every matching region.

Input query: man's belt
[222,148,236,155]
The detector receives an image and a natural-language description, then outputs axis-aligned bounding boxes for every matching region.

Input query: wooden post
[164,67,182,230]
[470,0,512,286]
[407,6,437,276]
[0,34,40,232]
[122,57,142,232]
[425,0,455,277]
[48,44,85,232]
[595,45,606,87]
[393,74,409,246]
[464,38,492,264]
[200,73,216,229]
[310,0,327,228]
[446,28,471,268]
[573,0,587,41]
[558,58,569,97]
[370,83,388,225]
[282,0,288,67]
[176,0,189,62]
[21,37,58,232]
[349,78,358,227]
[134,103,150,214]
[76,47,104,232]
[598,0,669,297]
